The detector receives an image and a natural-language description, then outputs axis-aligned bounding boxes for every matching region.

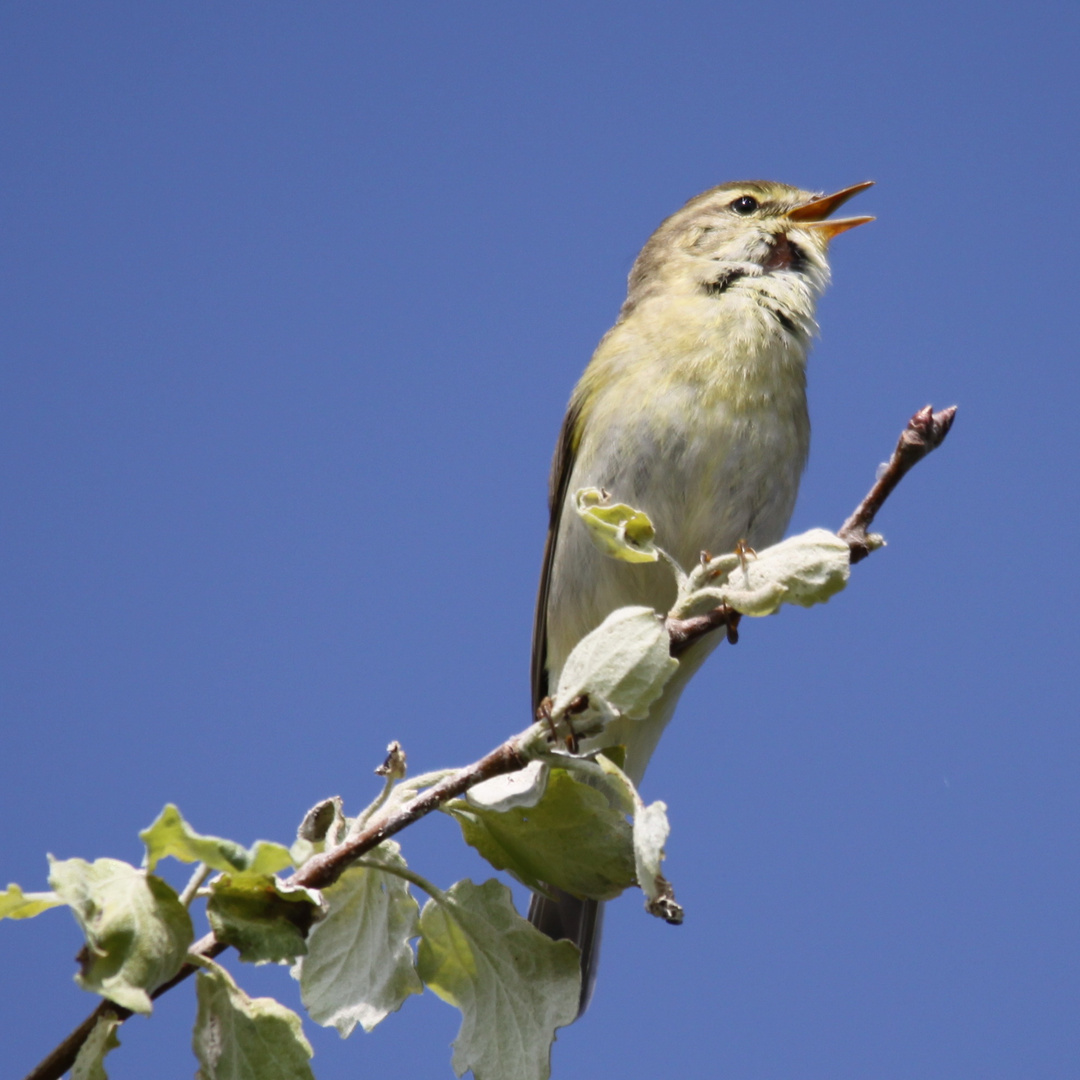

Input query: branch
[24,728,545,1080]
[26,404,957,1080]
[290,728,538,891]
[667,606,741,656]
[666,404,957,654]
[23,936,227,1080]
[839,404,956,563]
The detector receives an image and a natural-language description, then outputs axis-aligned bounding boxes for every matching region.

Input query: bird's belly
[545,375,808,683]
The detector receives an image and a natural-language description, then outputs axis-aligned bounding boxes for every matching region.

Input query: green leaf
[245,842,295,876]
[682,528,851,618]
[594,756,683,923]
[633,800,682,923]
[71,1015,121,1080]
[759,529,852,607]
[417,879,579,1080]
[294,841,422,1035]
[206,873,324,964]
[0,882,64,920]
[574,487,659,563]
[464,760,549,813]
[552,605,679,721]
[633,799,669,896]
[48,857,194,1014]
[193,960,314,1080]
[448,766,636,900]
[141,804,292,875]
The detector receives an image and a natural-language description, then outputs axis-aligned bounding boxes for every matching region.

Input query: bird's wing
[527,395,605,1017]
[530,396,583,709]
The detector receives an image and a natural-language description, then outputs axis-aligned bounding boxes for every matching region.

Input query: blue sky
[3,3,1078,1078]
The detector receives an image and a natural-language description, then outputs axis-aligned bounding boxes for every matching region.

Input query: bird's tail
[527,886,604,1017]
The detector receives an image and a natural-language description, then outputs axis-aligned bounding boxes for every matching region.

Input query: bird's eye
[730,195,759,215]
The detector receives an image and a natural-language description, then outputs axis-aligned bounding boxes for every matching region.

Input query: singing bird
[528,179,874,1011]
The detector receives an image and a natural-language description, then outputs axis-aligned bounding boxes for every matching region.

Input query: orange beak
[788,180,875,240]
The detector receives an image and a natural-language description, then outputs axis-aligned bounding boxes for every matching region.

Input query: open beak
[787,180,875,240]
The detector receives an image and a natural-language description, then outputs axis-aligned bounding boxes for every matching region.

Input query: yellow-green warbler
[528,179,874,1011]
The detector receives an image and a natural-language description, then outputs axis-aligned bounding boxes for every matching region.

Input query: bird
[527,179,874,1013]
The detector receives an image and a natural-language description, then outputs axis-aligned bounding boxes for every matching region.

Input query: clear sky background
[3,3,1078,1078]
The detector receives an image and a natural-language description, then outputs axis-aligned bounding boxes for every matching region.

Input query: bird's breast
[546,295,811,676]
[578,294,811,551]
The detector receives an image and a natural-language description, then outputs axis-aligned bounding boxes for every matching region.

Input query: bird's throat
[762,233,807,273]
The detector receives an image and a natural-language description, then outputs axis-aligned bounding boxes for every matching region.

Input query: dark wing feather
[530,397,582,709]
[528,395,601,1018]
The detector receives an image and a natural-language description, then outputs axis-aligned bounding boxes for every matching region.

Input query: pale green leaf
[634,801,682,922]
[633,800,670,896]
[552,605,679,722]
[48,857,194,1014]
[193,960,314,1080]
[762,529,852,606]
[71,1015,121,1080]
[294,841,422,1036]
[686,528,851,617]
[574,487,659,563]
[591,752,637,814]
[449,766,635,900]
[206,874,324,964]
[244,842,295,876]
[417,879,579,1080]
[0,882,64,920]
[140,804,292,875]
[465,760,548,812]
[719,579,789,616]
[594,756,683,923]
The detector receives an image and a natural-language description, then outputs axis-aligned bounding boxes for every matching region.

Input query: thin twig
[23,730,543,1080]
[178,863,212,908]
[21,1007,106,1080]
[22,935,226,1080]
[667,607,740,656]
[663,403,958,656]
[290,728,538,891]
[839,404,957,563]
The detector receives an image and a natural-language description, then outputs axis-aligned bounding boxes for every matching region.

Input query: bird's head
[622,180,874,315]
